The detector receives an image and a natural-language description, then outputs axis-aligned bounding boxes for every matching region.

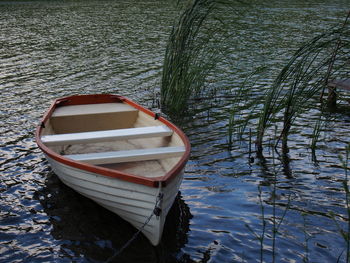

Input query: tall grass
[228,67,266,150]
[246,128,292,263]
[254,13,350,154]
[224,11,350,155]
[301,214,311,263]
[245,186,266,263]
[161,0,215,114]
[161,0,241,115]
[310,113,323,162]
[337,143,350,262]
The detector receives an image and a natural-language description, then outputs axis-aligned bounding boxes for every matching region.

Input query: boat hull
[35,94,190,246]
[46,155,183,246]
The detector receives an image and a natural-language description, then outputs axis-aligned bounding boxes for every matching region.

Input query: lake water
[1,0,350,262]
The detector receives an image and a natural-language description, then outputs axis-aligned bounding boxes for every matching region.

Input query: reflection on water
[1,0,350,262]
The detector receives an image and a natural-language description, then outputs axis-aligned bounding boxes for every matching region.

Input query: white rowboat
[35,94,190,246]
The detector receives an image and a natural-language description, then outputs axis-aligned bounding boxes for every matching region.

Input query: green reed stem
[302,214,310,263]
[162,0,219,114]
[245,185,266,263]
[162,0,247,116]
[344,144,350,263]
[256,19,350,154]
[228,67,266,150]
[335,143,350,262]
[259,186,266,263]
[271,126,292,263]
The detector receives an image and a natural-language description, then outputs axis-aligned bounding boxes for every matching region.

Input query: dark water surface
[1,0,350,262]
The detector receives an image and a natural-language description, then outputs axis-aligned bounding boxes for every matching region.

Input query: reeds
[228,67,266,150]
[254,13,350,154]
[224,11,350,156]
[245,186,266,263]
[337,143,350,262]
[244,126,292,263]
[161,0,214,114]
[301,214,311,263]
[161,0,239,115]
[246,159,292,263]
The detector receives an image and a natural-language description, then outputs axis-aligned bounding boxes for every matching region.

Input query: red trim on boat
[35,94,190,188]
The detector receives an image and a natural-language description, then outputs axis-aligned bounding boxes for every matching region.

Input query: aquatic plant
[246,128,293,263]
[310,114,323,156]
[161,0,214,114]
[228,67,266,150]
[254,12,350,154]
[246,176,292,263]
[270,141,292,263]
[161,0,240,115]
[301,214,312,263]
[337,143,350,262]
[245,186,266,263]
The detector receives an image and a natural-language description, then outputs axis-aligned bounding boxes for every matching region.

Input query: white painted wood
[52,103,137,117]
[41,125,173,146]
[45,155,184,245]
[65,146,185,165]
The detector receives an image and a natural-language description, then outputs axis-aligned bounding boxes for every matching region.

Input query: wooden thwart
[65,146,186,165]
[41,126,173,146]
[52,103,137,117]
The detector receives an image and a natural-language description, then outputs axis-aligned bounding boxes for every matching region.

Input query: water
[1,0,349,262]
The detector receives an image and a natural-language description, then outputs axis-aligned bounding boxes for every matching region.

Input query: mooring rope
[105,192,164,262]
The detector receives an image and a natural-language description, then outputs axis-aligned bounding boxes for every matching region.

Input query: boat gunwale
[35,94,191,188]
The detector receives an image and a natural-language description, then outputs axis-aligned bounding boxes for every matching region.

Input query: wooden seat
[64,146,186,165]
[52,103,137,117]
[41,126,173,146]
[50,103,139,133]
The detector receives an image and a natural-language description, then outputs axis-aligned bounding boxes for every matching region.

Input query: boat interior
[40,102,186,178]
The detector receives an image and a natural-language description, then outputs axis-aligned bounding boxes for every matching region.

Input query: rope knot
[153,207,162,217]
